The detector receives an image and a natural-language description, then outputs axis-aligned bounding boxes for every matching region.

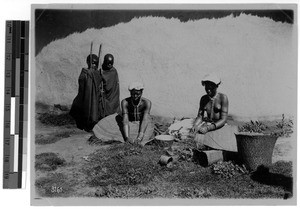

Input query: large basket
[235,133,278,171]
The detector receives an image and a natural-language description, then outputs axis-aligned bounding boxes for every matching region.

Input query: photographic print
[31,4,297,206]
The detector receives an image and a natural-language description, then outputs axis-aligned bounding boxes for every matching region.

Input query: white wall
[35,15,297,120]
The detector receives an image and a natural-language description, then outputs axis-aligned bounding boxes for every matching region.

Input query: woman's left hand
[136,132,144,142]
[198,125,209,134]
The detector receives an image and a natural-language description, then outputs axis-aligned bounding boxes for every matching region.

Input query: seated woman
[92,81,154,145]
[191,74,238,152]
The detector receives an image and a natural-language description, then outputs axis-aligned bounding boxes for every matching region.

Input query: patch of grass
[35,130,75,145]
[94,183,160,198]
[35,173,74,197]
[175,186,212,198]
[250,161,293,198]
[84,143,164,187]
[36,113,293,199]
[238,115,294,137]
[211,161,249,178]
[35,152,66,171]
[270,161,293,177]
[82,143,292,199]
[38,112,75,126]
[89,160,289,199]
[238,120,268,133]
[274,114,293,137]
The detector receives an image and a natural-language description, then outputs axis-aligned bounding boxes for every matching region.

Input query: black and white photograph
[31,4,297,206]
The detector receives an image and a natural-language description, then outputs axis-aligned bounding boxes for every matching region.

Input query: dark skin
[102,60,113,71]
[121,89,152,144]
[100,56,113,95]
[87,58,99,70]
[102,54,114,71]
[192,81,228,134]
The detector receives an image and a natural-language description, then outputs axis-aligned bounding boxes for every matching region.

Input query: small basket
[235,133,278,171]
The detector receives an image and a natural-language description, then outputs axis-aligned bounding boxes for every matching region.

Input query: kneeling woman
[92,82,154,145]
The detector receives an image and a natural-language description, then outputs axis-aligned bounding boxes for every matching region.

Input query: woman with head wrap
[92,81,154,146]
[191,74,238,152]
[121,82,152,144]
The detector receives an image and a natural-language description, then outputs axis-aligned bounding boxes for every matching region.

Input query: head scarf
[201,73,221,86]
[128,81,144,91]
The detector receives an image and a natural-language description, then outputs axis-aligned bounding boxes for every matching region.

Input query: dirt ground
[33,116,295,199]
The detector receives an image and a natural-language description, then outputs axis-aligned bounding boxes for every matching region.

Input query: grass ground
[34,112,294,200]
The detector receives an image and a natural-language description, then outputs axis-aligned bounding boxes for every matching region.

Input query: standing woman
[70,54,102,132]
[100,54,120,119]
[191,74,238,152]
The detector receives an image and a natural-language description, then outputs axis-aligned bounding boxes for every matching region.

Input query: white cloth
[128,81,144,90]
[202,73,221,85]
[168,118,195,136]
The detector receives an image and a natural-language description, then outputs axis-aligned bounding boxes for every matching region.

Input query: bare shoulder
[201,94,209,101]
[121,97,130,106]
[218,93,228,101]
[200,95,210,105]
[142,97,152,106]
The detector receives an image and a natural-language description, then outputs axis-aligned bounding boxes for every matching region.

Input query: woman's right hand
[125,137,134,144]
[191,125,199,134]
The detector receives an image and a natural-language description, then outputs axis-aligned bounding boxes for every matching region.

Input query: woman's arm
[192,97,205,133]
[137,99,152,141]
[121,99,130,141]
[214,94,228,129]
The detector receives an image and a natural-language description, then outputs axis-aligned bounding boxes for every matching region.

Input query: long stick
[98,43,102,68]
[98,44,105,113]
[90,41,93,68]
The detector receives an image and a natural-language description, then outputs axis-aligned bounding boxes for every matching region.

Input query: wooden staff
[90,41,93,68]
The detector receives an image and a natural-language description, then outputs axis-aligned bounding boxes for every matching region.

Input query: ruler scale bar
[22,21,29,189]
[10,98,15,135]
[3,21,13,189]
[15,58,20,96]
[11,22,16,97]
[13,135,19,172]
[15,21,21,59]
[21,171,26,189]
[18,139,23,188]
[18,21,26,188]
[15,97,20,134]
[14,25,21,184]
[9,136,14,173]
[3,20,29,189]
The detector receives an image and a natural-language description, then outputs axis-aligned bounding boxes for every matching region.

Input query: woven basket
[235,133,278,171]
